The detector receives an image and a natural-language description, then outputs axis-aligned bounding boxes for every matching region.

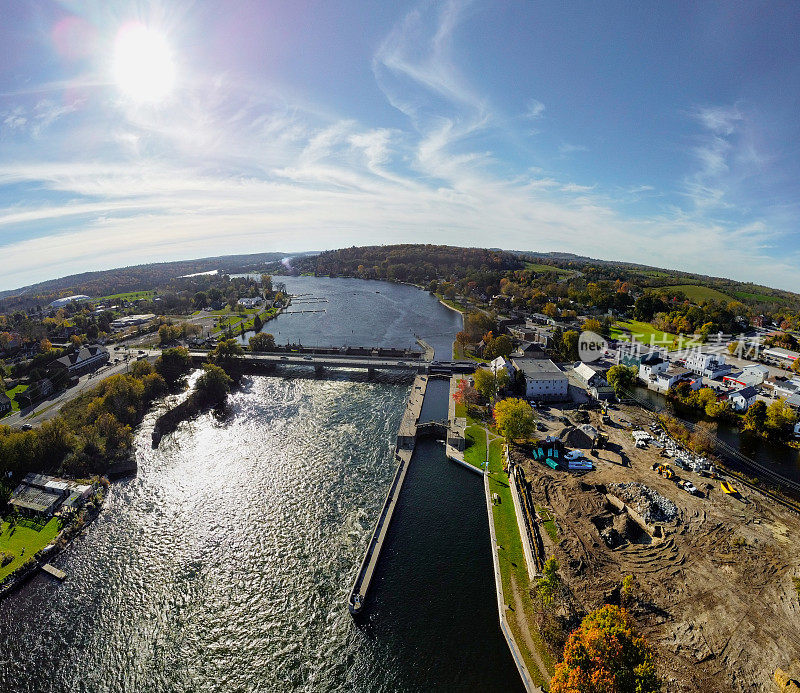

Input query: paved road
[1,346,160,429]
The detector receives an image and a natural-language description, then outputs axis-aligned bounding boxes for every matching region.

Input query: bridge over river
[187,349,477,375]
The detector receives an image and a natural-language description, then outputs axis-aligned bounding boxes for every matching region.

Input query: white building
[728,386,758,412]
[49,294,91,309]
[512,358,569,402]
[111,314,156,330]
[763,346,800,364]
[683,350,731,378]
[237,297,263,308]
[573,362,607,387]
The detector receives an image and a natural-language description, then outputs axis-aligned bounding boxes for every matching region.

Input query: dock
[41,564,66,580]
[348,375,428,615]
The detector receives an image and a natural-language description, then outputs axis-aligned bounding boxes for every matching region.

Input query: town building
[682,350,731,378]
[763,346,800,364]
[49,295,91,309]
[616,343,668,369]
[237,297,263,308]
[723,371,765,390]
[727,386,759,412]
[49,345,110,377]
[572,362,608,388]
[0,392,12,416]
[511,358,569,401]
[110,314,156,330]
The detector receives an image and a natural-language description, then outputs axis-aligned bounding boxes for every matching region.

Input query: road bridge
[187,350,477,374]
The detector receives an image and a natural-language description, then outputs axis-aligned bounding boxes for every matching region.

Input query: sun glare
[113,23,175,103]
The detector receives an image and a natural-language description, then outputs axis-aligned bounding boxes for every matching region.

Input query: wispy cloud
[0,1,796,293]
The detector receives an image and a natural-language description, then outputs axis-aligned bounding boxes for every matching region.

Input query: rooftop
[512,358,566,380]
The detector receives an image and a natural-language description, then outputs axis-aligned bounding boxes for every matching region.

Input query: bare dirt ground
[522,402,800,692]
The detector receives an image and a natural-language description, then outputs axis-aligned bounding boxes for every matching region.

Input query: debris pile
[608,482,678,524]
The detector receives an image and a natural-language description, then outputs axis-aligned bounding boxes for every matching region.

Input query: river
[0,279,523,692]
[633,385,800,483]
[236,276,463,359]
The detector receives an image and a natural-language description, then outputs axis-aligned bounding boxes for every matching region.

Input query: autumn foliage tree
[452,379,480,406]
[551,605,661,693]
[493,397,536,443]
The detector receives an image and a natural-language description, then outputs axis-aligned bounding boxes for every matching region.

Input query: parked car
[20,424,33,431]
[682,480,699,496]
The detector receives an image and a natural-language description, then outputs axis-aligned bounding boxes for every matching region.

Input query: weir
[347,374,428,616]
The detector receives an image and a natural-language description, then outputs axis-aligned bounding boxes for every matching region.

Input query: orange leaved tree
[550,605,660,693]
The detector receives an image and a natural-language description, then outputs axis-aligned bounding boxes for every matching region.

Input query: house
[49,345,110,377]
[763,376,800,400]
[617,343,668,369]
[741,363,770,382]
[511,358,569,402]
[727,386,759,412]
[0,392,12,416]
[683,350,731,378]
[638,357,669,384]
[489,356,512,374]
[590,384,616,401]
[237,297,263,308]
[573,362,608,388]
[786,394,800,411]
[655,365,695,391]
[9,473,92,517]
[512,341,548,358]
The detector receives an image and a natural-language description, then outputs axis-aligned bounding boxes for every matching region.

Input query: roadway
[1,346,160,429]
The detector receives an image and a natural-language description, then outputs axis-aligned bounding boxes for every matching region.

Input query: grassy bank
[487,444,554,688]
[0,516,61,582]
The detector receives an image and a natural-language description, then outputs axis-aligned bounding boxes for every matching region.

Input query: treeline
[0,348,195,480]
[0,253,287,312]
[298,245,522,285]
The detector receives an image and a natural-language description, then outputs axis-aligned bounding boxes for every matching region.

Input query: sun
[113,23,175,103]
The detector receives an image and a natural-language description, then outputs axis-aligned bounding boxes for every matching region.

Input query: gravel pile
[609,482,678,524]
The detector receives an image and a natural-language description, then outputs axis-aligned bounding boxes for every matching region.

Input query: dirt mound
[559,424,596,449]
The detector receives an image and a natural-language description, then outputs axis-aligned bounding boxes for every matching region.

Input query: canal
[0,279,523,692]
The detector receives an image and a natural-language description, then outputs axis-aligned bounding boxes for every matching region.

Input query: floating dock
[41,564,66,580]
[348,375,428,615]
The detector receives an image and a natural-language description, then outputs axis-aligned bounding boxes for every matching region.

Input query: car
[20,424,33,431]
[138,350,145,354]
[303,356,313,361]
[280,356,288,360]
[682,480,699,496]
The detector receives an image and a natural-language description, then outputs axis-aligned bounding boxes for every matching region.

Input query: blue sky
[1,0,800,291]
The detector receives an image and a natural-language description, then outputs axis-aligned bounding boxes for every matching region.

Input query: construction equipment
[656,464,677,480]
[721,481,738,495]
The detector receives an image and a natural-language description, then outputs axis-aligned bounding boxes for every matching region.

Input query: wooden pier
[41,564,66,580]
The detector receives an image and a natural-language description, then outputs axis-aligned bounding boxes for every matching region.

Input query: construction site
[513,400,800,693]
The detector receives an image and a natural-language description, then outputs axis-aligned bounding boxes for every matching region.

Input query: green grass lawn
[0,516,61,582]
[487,444,554,687]
[97,290,157,302]
[661,284,733,303]
[734,290,784,304]
[609,319,700,351]
[464,425,487,469]
[4,384,29,413]
[435,293,467,313]
[535,506,559,542]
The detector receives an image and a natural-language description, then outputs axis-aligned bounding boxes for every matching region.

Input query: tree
[211,338,244,363]
[473,367,510,402]
[193,291,208,309]
[253,313,263,333]
[560,330,580,361]
[743,399,767,434]
[606,364,637,396]
[483,333,514,360]
[766,398,797,437]
[155,347,192,386]
[453,379,480,406]
[582,318,602,334]
[192,364,232,406]
[455,330,472,351]
[536,556,562,608]
[249,332,276,352]
[493,397,536,443]
[551,605,661,693]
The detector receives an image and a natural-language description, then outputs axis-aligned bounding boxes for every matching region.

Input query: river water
[237,276,463,359]
[0,280,523,692]
[633,385,800,482]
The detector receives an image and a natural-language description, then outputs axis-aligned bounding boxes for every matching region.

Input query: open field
[661,284,733,303]
[610,319,695,350]
[524,262,571,275]
[734,290,785,304]
[97,290,157,302]
[522,402,800,692]
[0,516,61,582]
